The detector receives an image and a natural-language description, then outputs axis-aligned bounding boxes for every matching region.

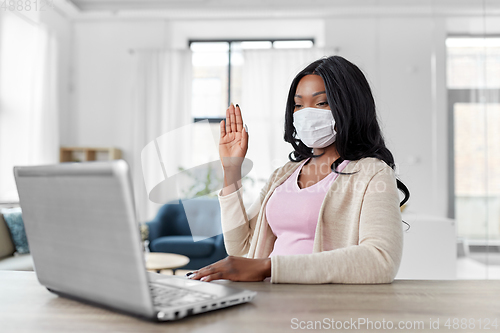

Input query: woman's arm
[218,166,281,256]
[188,164,291,281]
[270,167,403,284]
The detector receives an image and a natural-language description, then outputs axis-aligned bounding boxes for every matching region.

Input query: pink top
[267,157,350,257]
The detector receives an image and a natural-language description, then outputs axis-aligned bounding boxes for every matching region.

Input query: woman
[188,55,410,284]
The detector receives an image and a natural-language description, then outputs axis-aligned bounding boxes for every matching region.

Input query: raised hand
[219,104,248,169]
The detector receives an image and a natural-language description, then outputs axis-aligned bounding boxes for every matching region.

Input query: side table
[145,253,190,274]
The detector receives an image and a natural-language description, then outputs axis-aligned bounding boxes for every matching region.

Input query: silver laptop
[13,159,256,321]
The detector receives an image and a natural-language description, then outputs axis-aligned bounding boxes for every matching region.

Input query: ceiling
[58,0,500,20]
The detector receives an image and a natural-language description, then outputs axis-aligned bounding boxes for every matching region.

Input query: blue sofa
[146,197,228,270]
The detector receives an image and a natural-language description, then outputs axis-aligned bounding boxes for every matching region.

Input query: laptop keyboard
[149,283,217,308]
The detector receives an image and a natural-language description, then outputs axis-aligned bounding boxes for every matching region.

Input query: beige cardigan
[217,157,404,284]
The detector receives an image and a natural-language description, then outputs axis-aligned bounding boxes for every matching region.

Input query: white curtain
[0,13,59,202]
[30,24,59,166]
[240,48,334,202]
[131,49,192,222]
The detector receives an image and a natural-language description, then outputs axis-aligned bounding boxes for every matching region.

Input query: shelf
[60,147,122,162]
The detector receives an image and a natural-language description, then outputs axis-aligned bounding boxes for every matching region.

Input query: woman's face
[293,74,330,113]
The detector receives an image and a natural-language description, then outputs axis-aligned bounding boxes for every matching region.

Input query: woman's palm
[219,104,248,168]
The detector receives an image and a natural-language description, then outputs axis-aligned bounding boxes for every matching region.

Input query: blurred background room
[0,0,499,280]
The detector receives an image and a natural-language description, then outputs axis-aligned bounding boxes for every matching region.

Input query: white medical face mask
[293,107,337,148]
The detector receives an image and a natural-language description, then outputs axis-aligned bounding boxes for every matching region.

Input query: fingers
[200,272,224,282]
[186,270,198,277]
[224,103,245,136]
[241,122,248,150]
[234,104,243,132]
[188,261,226,282]
[220,119,226,139]
[229,104,236,133]
[225,106,231,134]
[189,264,215,281]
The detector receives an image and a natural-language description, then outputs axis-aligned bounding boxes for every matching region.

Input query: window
[0,13,59,203]
[190,39,314,123]
[446,37,500,246]
[188,39,315,201]
[0,13,39,202]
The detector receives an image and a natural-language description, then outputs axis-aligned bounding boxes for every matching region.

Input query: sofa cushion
[0,214,15,259]
[1,208,29,254]
[150,236,215,258]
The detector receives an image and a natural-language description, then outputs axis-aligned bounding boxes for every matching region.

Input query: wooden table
[1,271,499,333]
[144,252,190,274]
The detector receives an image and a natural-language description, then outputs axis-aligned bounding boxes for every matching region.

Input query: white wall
[71,20,169,168]
[39,8,73,150]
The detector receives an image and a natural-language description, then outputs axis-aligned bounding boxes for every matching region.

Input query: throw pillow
[1,207,29,254]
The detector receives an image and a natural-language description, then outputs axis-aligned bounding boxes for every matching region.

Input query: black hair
[283,55,410,230]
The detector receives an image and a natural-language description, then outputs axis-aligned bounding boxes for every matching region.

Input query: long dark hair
[284,55,410,229]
